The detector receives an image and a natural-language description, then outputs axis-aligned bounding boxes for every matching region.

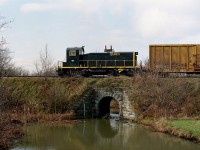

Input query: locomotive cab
[64,46,84,67]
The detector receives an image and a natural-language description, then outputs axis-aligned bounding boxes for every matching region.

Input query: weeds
[0,112,24,150]
[129,75,200,118]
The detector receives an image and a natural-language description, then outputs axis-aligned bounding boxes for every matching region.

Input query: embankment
[0,77,90,149]
[0,76,200,149]
[0,77,131,149]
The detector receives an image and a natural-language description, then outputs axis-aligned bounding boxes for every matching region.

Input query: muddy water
[12,119,200,150]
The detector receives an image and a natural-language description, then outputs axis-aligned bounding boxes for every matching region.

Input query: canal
[11,119,200,150]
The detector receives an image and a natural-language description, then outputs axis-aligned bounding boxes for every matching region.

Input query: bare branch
[34,44,56,78]
[0,17,12,77]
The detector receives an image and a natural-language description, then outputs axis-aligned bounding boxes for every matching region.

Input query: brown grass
[0,113,24,150]
[24,112,76,123]
[129,75,200,118]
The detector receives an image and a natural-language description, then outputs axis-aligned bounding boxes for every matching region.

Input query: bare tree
[35,44,56,79]
[6,66,30,76]
[0,17,12,132]
[0,18,12,77]
[0,47,12,77]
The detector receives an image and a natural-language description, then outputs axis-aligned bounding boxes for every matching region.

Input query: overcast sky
[1,0,200,72]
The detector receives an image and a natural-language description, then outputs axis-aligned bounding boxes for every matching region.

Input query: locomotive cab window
[69,50,76,56]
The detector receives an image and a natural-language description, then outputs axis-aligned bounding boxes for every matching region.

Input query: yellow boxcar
[149,44,200,73]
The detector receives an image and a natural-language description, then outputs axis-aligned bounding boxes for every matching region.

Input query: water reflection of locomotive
[57,44,200,76]
[57,46,138,77]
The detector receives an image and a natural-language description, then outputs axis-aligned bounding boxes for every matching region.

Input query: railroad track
[1,76,59,78]
[1,73,200,78]
[1,75,108,78]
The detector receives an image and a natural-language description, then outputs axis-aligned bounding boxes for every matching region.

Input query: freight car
[57,46,138,76]
[149,44,200,75]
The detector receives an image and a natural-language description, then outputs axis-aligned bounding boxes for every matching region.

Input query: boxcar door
[195,45,200,71]
[187,46,196,72]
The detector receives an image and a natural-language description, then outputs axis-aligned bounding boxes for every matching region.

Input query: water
[12,119,200,150]
[109,113,120,119]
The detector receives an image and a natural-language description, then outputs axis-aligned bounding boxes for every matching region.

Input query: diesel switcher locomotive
[57,46,138,76]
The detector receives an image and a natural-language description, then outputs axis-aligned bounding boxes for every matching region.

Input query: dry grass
[0,113,24,150]
[24,112,76,123]
[1,78,89,113]
[129,75,200,118]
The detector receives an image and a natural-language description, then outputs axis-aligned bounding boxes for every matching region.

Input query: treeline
[0,42,57,77]
[0,19,57,77]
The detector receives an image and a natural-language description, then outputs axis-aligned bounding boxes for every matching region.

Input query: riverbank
[0,113,23,150]
[0,112,77,150]
[137,118,200,143]
[1,116,200,149]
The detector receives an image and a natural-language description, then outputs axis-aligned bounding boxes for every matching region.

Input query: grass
[138,118,200,143]
[169,120,200,137]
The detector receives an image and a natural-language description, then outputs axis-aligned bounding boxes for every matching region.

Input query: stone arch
[97,94,122,118]
[74,87,135,119]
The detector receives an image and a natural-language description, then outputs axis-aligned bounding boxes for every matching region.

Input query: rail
[0,75,108,78]
[1,76,59,78]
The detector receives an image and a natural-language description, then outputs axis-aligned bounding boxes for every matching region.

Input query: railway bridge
[73,87,136,119]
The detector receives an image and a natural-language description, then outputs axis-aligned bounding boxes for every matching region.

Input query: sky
[1,0,200,72]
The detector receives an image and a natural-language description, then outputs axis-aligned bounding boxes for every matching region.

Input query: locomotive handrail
[79,60,135,68]
[58,61,63,68]
[57,59,137,70]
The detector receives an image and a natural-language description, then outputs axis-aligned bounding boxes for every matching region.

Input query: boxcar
[149,44,200,73]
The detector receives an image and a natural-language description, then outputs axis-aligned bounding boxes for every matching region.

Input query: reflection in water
[97,119,118,138]
[12,119,200,150]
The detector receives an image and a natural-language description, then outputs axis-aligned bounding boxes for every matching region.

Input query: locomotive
[57,46,139,76]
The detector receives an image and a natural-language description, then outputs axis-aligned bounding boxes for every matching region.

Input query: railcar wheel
[81,70,92,77]
[113,69,119,76]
